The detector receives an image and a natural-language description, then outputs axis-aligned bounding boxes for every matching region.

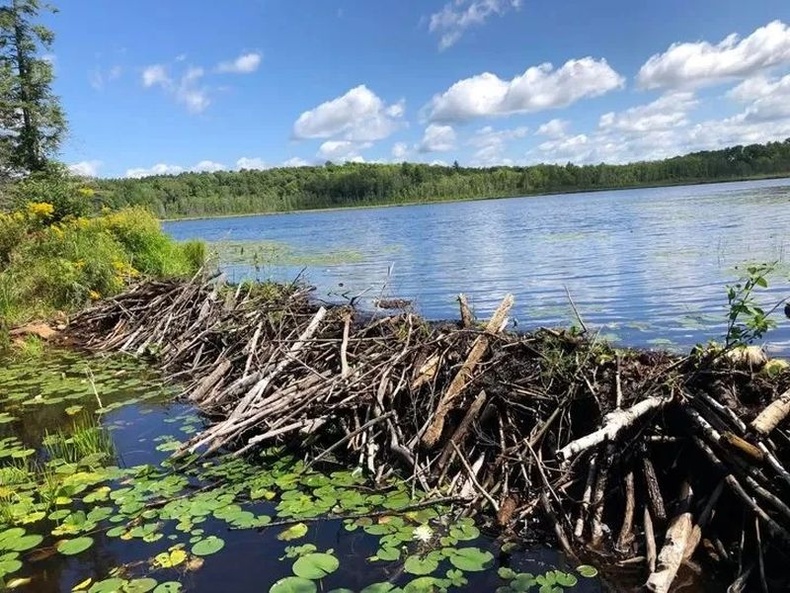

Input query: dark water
[0,353,601,593]
[165,179,790,356]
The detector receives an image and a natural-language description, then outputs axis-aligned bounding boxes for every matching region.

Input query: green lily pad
[404,555,439,576]
[269,576,317,593]
[292,553,339,580]
[153,584,182,593]
[277,523,308,541]
[577,564,599,578]
[446,547,494,572]
[88,578,126,593]
[124,579,158,593]
[57,536,94,556]
[191,536,224,556]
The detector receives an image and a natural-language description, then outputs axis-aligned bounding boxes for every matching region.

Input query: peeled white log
[558,396,669,462]
[751,388,790,436]
[645,512,694,593]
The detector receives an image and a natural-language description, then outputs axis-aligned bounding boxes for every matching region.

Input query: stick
[645,483,694,593]
[422,295,513,447]
[751,388,790,436]
[644,507,657,574]
[574,455,597,540]
[458,294,473,328]
[616,471,636,553]
[340,312,351,379]
[558,396,669,462]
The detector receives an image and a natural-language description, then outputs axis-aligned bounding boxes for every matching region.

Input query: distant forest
[97,139,790,219]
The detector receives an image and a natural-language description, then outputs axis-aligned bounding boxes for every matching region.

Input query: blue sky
[45,0,790,178]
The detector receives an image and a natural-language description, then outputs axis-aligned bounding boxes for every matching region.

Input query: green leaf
[360,584,399,593]
[153,584,182,593]
[292,553,340,580]
[191,536,224,556]
[554,571,577,587]
[57,536,94,556]
[577,564,598,578]
[404,555,439,576]
[278,523,308,541]
[124,579,158,593]
[446,547,494,572]
[269,576,317,593]
[497,567,517,580]
[88,578,126,593]
[376,546,401,561]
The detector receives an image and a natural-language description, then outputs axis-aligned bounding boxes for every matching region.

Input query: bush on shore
[0,182,204,338]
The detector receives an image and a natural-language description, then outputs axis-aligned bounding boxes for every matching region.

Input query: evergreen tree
[0,0,65,178]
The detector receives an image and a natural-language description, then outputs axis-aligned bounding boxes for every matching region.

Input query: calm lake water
[165,179,790,356]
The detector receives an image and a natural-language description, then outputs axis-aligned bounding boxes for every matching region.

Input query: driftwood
[68,276,790,592]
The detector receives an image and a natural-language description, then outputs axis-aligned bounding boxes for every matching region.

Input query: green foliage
[97,139,790,218]
[0,203,204,326]
[10,164,94,221]
[725,263,780,348]
[0,0,67,177]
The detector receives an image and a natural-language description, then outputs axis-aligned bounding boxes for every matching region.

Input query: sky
[42,0,790,178]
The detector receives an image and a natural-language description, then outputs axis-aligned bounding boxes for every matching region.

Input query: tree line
[96,140,790,218]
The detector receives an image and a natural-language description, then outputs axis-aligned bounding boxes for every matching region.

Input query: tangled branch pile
[70,276,790,592]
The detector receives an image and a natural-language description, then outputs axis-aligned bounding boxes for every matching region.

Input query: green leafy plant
[724,263,784,348]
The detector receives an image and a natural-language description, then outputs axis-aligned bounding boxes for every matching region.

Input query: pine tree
[0,0,66,178]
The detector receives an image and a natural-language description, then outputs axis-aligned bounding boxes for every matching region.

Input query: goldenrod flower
[27,202,55,218]
[88,290,101,300]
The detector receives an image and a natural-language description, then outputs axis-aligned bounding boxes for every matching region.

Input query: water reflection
[165,179,790,354]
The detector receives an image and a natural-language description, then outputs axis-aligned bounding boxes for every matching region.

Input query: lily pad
[269,576,317,593]
[577,564,599,578]
[404,555,439,576]
[124,579,158,593]
[153,584,182,593]
[191,536,224,556]
[446,547,494,572]
[292,553,339,580]
[57,537,94,556]
[277,523,308,541]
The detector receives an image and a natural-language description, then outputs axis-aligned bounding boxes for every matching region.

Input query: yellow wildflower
[88,290,101,301]
[78,187,95,198]
[27,202,55,219]
[74,260,85,271]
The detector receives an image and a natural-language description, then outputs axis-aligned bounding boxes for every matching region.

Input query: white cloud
[536,118,569,138]
[392,142,410,159]
[427,58,624,122]
[468,125,528,165]
[126,163,185,178]
[317,140,371,162]
[236,157,269,170]
[637,20,790,89]
[283,157,311,168]
[419,124,457,153]
[142,64,210,113]
[142,64,169,88]
[293,85,405,142]
[428,0,521,50]
[726,73,790,122]
[193,160,226,173]
[599,91,698,132]
[68,160,102,177]
[216,52,262,74]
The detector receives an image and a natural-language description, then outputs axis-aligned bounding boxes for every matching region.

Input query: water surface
[165,179,790,355]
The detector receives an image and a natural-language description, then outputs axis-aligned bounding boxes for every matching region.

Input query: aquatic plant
[724,262,784,348]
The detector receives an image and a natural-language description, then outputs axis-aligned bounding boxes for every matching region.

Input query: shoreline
[158,173,790,223]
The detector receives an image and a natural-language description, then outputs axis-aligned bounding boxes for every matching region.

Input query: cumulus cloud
[599,91,698,132]
[282,157,311,168]
[392,142,410,160]
[419,124,457,153]
[536,118,569,138]
[141,64,210,113]
[468,125,529,165]
[216,52,262,74]
[427,58,624,122]
[293,86,405,142]
[192,160,226,173]
[317,140,371,162]
[726,73,790,122]
[236,157,269,170]
[637,20,790,89]
[89,65,122,91]
[68,160,102,177]
[126,163,185,178]
[428,0,521,50]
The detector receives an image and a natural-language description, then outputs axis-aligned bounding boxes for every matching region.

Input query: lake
[165,179,790,356]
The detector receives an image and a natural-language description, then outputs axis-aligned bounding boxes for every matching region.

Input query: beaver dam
[68,275,790,592]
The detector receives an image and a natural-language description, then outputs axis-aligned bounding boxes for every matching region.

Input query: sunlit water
[165,179,790,356]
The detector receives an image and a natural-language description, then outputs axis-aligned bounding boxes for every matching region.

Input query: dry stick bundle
[68,276,790,593]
